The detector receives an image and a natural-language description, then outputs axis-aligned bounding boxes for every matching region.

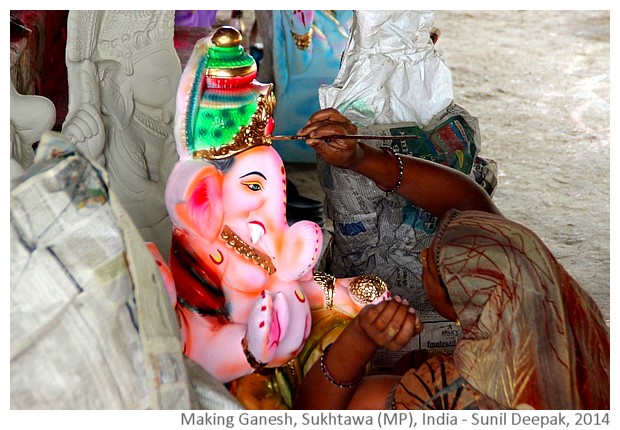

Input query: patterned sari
[394,210,610,410]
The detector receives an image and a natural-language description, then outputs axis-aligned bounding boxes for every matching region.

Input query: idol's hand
[246,290,288,365]
[62,102,106,165]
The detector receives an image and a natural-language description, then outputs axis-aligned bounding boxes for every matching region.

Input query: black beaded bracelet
[377,146,404,193]
[320,343,363,388]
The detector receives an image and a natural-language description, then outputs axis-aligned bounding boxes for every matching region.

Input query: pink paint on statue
[154,27,390,390]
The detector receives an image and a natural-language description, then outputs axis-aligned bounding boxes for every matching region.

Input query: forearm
[294,318,377,409]
[302,107,501,219]
[294,296,421,409]
[351,142,501,219]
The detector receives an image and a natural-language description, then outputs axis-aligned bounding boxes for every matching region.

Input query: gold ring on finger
[386,326,399,340]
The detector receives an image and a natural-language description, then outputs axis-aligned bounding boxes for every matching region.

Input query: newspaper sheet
[10,132,241,410]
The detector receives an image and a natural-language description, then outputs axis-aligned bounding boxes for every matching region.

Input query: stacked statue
[63,10,181,256]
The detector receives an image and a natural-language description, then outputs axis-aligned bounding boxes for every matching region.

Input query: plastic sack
[319,10,453,126]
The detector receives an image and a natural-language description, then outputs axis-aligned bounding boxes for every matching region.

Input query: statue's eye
[243,182,263,191]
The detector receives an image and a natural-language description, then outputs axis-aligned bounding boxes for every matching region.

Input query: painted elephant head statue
[161,27,324,383]
[152,27,390,395]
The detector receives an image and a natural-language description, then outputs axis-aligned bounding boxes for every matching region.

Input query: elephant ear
[165,159,224,242]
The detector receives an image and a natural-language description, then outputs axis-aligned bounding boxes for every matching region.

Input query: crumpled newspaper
[315,11,497,315]
[10,132,241,410]
[319,10,453,126]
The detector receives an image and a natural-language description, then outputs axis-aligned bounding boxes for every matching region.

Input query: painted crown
[184,26,275,160]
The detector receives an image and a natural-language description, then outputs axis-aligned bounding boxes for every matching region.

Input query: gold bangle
[313,271,336,310]
[241,337,267,371]
[290,27,313,50]
[349,275,388,305]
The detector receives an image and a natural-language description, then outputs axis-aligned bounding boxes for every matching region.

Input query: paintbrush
[270,134,420,141]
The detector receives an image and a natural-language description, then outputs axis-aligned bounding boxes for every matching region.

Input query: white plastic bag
[319,10,453,126]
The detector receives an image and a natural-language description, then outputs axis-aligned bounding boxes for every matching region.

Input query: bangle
[376,146,404,193]
[320,343,363,388]
[241,337,267,371]
[313,271,336,310]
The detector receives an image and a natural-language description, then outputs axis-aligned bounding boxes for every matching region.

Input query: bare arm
[298,108,502,219]
[294,298,422,410]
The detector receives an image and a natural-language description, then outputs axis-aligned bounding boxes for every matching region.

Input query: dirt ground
[225,10,611,321]
[432,10,610,322]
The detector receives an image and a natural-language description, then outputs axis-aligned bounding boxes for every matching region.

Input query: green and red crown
[184,26,275,160]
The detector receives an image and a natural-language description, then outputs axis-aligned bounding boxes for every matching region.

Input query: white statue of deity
[62,10,182,256]
[10,79,56,182]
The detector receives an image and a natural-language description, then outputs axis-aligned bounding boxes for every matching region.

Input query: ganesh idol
[148,26,391,409]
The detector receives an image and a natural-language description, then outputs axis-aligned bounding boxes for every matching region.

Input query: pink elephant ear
[167,161,224,242]
[185,173,224,241]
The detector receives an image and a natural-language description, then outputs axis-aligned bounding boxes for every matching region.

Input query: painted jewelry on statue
[193,90,276,160]
[313,271,336,310]
[184,26,276,161]
[242,337,267,370]
[348,274,388,304]
[221,225,276,275]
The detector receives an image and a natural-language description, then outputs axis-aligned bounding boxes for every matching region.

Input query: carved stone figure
[10,79,56,181]
[152,26,390,409]
[62,10,181,255]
